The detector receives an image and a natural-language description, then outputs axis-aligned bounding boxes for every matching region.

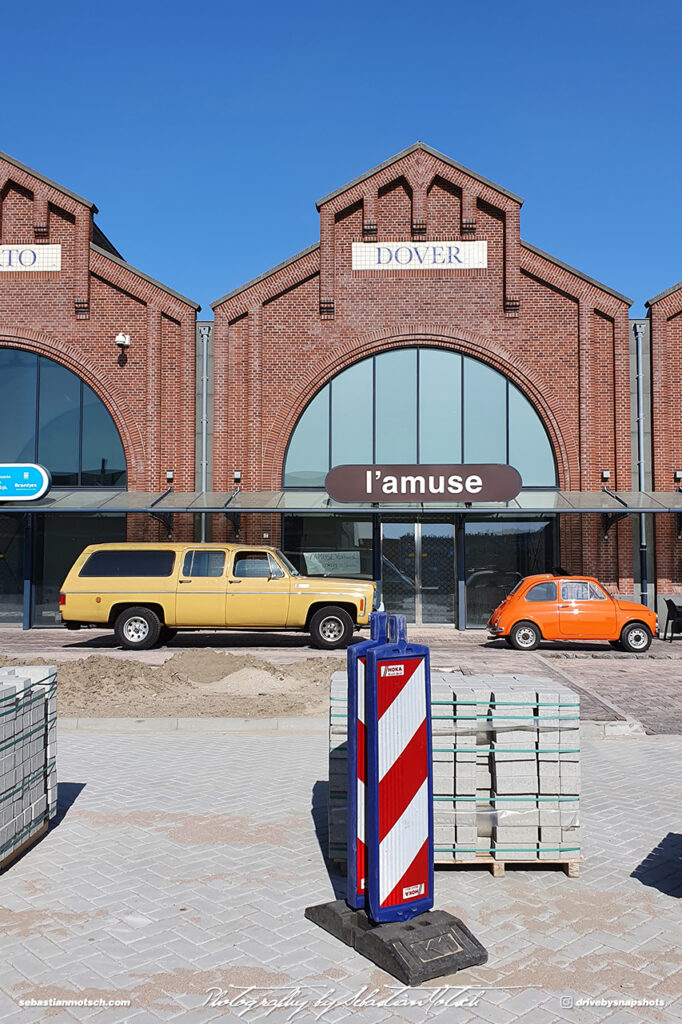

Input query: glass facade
[283,346,557,488]
[0,347,129,626]
[0,348,127,487]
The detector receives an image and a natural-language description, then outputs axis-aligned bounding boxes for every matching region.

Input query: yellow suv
[60,543,375,650]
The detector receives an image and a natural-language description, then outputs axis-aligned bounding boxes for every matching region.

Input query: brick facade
[212,144,635,591]
[0,152,199,509]
[647,282,682,594]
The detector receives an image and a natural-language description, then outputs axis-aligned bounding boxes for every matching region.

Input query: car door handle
[179,580,192,584]
[229,580,242,585]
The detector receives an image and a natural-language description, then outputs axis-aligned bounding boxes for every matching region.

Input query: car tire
[114,606,162,651]
[159,627,177,645]
[310,606,354,649]
[509,621,541,651]
[620,622,652,653]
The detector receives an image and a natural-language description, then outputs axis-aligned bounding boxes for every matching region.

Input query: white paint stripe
[379,779,429,903]
[358,660,365,725]
[357,778,365,840]
[377,660,425,781]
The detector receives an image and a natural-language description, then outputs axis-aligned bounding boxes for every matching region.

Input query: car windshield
[275,549,300,576]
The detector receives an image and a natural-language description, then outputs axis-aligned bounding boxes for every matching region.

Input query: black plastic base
[304,900,488,986]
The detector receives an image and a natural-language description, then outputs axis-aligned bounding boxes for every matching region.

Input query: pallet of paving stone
[328,670,581,877]
[0,665,57,872]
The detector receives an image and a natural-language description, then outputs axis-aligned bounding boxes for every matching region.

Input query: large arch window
[0,347,127,487]
[283,347,557,488]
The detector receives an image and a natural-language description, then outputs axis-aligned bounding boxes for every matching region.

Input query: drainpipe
[198,325,211,542]
[633,323,647,605]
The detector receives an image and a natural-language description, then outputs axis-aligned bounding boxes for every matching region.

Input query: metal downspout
[198,325,210,541]
[634,322,647,605]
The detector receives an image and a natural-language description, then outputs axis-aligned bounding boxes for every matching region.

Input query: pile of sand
[0,650,339,718]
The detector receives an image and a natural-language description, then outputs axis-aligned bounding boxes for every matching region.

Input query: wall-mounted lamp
[233,471,242,485]
[601,470,611,483]
[166,470,174,483]
[115,332,131,349]
[675,471,682,483]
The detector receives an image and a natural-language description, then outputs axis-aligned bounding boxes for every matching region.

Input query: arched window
[0,347,127,487]
[283,347,556,489]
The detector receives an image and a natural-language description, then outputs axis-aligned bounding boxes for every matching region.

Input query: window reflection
[283,347,556,489]
[0,347,127,487]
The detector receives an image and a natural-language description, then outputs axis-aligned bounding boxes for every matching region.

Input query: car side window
[182,550,226,577]
[588,582,607,600]
[233,552,271,578]
[561,581,591,601]
[525,582,557,602]
[268,554,285,579]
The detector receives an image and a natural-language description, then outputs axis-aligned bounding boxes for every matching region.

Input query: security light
[601,470,611,483]
[675,471,682,483]
[233,471,242,484]
[115,332,131,348]
[166,470,174,483]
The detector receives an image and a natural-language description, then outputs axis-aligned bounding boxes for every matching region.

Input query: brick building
[1,144,680,629]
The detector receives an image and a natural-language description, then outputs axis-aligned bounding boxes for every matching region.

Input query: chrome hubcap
[320,616,344,642]
[516,627,537,649]
[627,628,648,650]
[123,616,149,643]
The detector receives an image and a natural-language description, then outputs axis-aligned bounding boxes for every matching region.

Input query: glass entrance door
[381,521,456,625]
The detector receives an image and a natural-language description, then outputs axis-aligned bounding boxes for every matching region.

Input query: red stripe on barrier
[376,657,422,718]
[357,720,366,785]
[378,719,428,842]
[381,837,430,908]
[357,839,366,893]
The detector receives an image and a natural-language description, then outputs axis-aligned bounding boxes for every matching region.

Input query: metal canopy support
[601,487,629,537]
[148,487,174,537]
[677,488,682,540]
[223,487,241,538]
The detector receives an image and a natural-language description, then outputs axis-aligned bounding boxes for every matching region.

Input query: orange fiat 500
[488,574,657,652]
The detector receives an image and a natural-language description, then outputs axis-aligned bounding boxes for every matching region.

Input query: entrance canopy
[3,489,682,514]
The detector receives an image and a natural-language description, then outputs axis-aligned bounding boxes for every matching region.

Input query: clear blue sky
[3,0,680,316]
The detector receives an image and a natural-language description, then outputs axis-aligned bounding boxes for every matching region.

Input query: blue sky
[3,0,681,315]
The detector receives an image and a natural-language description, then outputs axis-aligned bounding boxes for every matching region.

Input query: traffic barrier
[346,611,387,909]
[365,615,433,923]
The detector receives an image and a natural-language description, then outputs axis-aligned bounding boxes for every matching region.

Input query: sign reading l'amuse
[326,464,522,503]
[0,465,52,501]
[352,240,487,271]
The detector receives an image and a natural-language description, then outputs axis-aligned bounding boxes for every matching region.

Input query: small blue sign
[0,464,51,501]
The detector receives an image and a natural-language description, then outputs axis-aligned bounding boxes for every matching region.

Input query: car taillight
[59,593,66,607]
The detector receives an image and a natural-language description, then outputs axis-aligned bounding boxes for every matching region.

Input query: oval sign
[325,464,522,503]
[0,464,52,502]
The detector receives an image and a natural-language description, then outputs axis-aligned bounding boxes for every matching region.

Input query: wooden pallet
[0,821,48,874]
[436,853,582,877]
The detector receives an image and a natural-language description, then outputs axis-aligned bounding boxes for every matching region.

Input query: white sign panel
[0,245,61,272]
[304,551,362,576]
[352,240,487,271]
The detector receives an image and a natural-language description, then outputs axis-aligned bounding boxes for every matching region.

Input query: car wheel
[620,622,652,653]
[159,627,177,645]
[114,606,162,651]
[509,621,541,651]
[310,606,354,649]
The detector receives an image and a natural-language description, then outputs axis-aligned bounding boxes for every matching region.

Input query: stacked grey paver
[329,670,580,866]
[0,665,57,868]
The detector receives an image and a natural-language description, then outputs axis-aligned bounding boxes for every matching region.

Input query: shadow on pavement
[51,781,87,829]
[631,832,682,898]
[64,630,367,653]
[311,779,346,899]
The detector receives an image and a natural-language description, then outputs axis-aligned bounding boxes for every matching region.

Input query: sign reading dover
[326,464,522,503]
[352,240,487,271]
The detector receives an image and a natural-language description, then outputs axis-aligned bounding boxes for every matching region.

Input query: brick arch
[265,327,576,490]
[0,328,144,485]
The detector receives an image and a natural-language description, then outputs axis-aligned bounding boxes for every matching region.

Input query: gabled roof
[0,149,97,212]
[315,142,524,210]
[211,243,320,309]
[645,281,682,308]
[90,243,201,311]
[521,240,632,305]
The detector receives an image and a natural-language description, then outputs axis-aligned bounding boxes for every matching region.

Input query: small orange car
[488,573,657,652]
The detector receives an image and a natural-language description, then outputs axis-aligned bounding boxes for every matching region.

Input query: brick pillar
[33,196,48,238]
[319,208,335,318]
[248,305,262,487]
[503,207,520,315]
[578,303,592,488]
[461,192,477,234]
[146,307,161,490]
[74,212,90,319]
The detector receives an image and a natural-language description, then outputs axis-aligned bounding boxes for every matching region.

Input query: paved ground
[1,628,681,734]
[0,727,680,1024]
